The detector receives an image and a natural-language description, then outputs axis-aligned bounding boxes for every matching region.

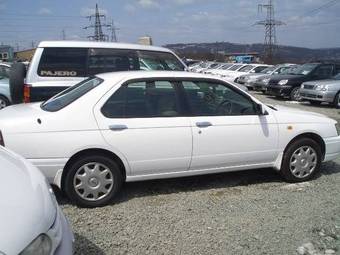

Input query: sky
[0,0,340,50]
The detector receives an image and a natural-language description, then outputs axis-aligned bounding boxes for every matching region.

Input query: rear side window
[101,80,181,118]
[38,48,88,77]
[41,77,102,111]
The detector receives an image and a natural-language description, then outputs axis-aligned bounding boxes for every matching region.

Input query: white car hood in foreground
[0,147,55,255]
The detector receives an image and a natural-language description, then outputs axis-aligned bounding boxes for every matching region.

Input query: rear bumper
[267,85,292,97]
[300,89,336,103]
[323,136,340,162]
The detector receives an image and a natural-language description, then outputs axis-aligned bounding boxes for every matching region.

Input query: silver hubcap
[293,88,301,101]
[0,98,7,109]
[73,162,114,201]
[289,146,317,178]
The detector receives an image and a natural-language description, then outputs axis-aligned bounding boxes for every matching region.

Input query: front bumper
[323,136,340,162]
[267,85,292,97]
[54,207,74,255]
[300,89,336,103]
[253,82,267,92]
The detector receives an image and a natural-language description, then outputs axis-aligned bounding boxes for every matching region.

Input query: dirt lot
[58,92,340,255]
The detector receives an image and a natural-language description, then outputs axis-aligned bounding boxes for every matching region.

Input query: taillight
[23,84,31,103]
[0,131,4,147]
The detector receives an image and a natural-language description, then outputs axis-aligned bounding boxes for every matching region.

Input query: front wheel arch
[283,133,325,163]
[61,148,127,192]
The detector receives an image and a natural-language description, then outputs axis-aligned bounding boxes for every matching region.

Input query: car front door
[95,79,192,177]
[181,79,279,171]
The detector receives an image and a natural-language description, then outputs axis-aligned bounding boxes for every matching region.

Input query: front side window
[38,48,88,77]
[102,80,181,118]
[41,77,103,112]
[182,81,256,116]
[137,51,184,71]
[292,64,318,75]
[313,65,334,78]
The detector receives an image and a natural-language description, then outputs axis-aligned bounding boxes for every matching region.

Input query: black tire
[309,100,322,106]
[9,63,26,104]
[0,95,10,109]
[64,155,123,208]
[280,138,322,183]
[290,87,301,101]
[333,92,340,109]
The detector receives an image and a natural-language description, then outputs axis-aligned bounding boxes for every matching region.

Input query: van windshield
[41,77,103,112]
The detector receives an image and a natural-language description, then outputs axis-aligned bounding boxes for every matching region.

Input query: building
[0,45,14,62]
[138,36,153,46]
[14,48,36,62]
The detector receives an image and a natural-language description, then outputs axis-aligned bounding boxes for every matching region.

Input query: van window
[38,48,88,77]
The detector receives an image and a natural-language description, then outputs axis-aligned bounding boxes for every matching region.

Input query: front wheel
[64,155,123,207]
[290,87,301,101]
[333,92,340,109]
[280,138,322,182]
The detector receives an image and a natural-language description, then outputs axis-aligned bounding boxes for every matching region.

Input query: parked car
[205,63,235,75]
[300,73,340,107]
[237,64,297,89]
[0,76,10,109]
[0,145,73,255]
[9,40,187,104]
[1,71,340,207]
[216,63,248,77]
[266,63,340,101]
[223,64,271,82]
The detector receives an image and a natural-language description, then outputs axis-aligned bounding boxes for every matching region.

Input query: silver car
[0,63,11,109]
[300,73,340,108]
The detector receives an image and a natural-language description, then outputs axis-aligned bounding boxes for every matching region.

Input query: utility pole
[255,0,284,64]
[83,4,110,41]
[108,20,119,42]
[62,29,66,40]
[31,41,35,48]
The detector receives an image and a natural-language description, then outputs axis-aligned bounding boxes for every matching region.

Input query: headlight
[278,79,289,85]
[315,85,328,91]
[20,234,52,255]
[335,123,340,136]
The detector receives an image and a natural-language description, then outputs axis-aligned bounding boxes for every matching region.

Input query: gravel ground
[58,92,340,255]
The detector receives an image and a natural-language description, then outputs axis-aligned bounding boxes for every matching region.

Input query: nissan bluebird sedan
[0,71,340,207]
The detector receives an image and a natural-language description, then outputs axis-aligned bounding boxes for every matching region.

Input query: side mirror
[256,104,268,115]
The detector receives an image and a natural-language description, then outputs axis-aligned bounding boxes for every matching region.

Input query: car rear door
[181,79,279,171]
[94,79,193,177]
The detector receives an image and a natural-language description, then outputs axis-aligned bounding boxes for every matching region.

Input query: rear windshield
[41,77,103,112]
[38,48,185,77]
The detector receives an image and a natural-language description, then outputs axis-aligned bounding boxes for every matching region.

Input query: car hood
[271,105,334,123]
[0,146,55,255]
[269,74,306,82]
[303,79,340,86]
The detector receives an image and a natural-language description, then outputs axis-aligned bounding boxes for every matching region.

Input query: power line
[83,4,110,41]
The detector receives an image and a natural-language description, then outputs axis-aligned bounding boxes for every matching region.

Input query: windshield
[291,64,318,75]
[238,65,254,72]
[222,64,234,70]
[229,64,242,71]
[260,66,276,74]
[41,77,103,112]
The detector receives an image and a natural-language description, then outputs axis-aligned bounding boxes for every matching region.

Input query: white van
[9,41,186,103]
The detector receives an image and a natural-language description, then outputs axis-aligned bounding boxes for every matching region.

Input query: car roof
[96,71,224,83]
[37,40,174,53]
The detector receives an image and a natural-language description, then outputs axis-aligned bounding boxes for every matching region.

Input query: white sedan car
[0,146,73,254]
[1,71,340,207]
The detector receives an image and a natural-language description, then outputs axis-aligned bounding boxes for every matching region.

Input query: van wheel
[0,95,10,109]
[333,92,340,109]
[290,87,301,101]
[64,155,123,208]
[280,138,322,182]
[9,63,26,104]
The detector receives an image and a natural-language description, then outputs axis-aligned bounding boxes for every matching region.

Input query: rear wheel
[280,138,322,182]
[64,155,123,207]
[0,95,10,109]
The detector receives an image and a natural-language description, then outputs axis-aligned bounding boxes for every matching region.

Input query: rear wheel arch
[61,148,127,191]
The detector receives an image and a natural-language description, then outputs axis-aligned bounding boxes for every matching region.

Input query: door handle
[109,124,128,131]
[196,121,212,128]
